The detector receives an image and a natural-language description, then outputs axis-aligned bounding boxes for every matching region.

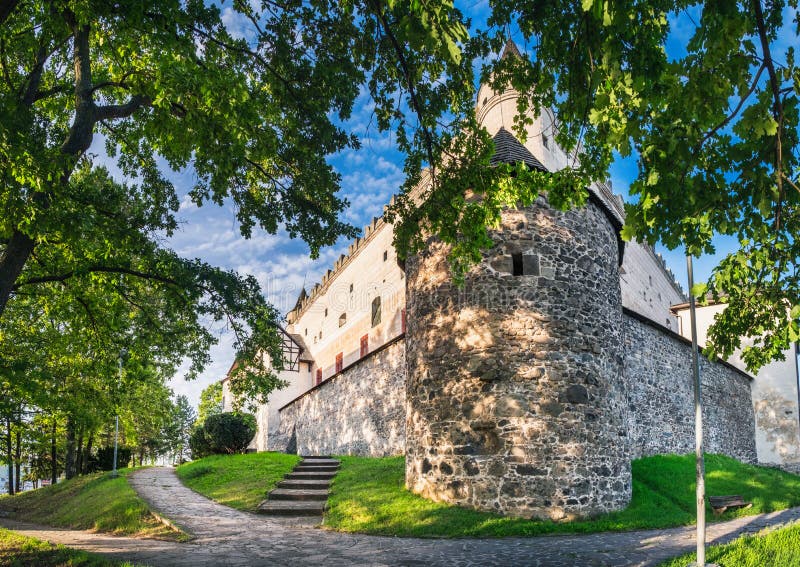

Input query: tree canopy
[1,0,797,396]
[392,0,799,372]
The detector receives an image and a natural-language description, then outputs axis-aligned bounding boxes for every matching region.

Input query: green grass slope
[323,453,800,537]
[176,452,300,511]
[658,521,800,567]
[0,468,185,541]
[0,528,140,567]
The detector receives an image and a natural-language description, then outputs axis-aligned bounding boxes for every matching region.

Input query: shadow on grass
[324,454,800,538]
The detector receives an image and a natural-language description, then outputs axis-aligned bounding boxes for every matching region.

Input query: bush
[94,446,132,471]
[189,426,213,459]
[190,413,256,458]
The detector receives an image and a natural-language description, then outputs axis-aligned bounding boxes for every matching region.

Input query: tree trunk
[50,419,57,484]
[83,431,94,474]
[75,427,84,476]
[0,230,36,319]
[65,417,76,480]
[14,423,21,492]
[5,417,13,495]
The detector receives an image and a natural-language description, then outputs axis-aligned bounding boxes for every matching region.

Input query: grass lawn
[658,521,800,567]
[0,527,140,567]
[0,468,185,541]
[176,452,300,511]
[323,453,800,537]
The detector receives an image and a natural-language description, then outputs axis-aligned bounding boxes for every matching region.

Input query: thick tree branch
[368,0,436,173]
[95,95,149,121]
[752,0,785,229]
[12,266,180,290]
[61,14,95,156]
[0,0,19,28]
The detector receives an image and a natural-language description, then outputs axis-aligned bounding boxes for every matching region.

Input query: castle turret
[404,41,631,520]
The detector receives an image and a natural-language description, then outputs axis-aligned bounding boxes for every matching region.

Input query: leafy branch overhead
[1,0,798,401]
[392,0,799,372]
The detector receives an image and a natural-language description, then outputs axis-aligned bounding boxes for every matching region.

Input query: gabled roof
[289,332,315,363]
[490,127,547,172]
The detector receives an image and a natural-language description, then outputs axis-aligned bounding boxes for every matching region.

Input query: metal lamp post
[111,348,127,478]
[686,254,707,566]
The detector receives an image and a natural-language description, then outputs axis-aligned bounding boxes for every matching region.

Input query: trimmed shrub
[190,412,256,458]
[189,425,213,459]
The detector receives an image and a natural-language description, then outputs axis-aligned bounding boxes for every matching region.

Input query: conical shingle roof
[490,127,547,171]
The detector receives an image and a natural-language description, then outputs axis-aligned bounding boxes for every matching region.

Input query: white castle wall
[620,241,684,332]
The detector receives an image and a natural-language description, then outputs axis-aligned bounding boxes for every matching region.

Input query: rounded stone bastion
[404,194,631,520]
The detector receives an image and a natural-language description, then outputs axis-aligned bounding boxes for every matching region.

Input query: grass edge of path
[0,467,188,542]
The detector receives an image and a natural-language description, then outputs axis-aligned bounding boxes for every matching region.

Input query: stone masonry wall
[405,196,631,521]
[623,311,756,463]
[276,338,406,457]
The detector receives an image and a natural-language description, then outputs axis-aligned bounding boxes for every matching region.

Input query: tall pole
[686,254,706,566]
[112,349,126,478]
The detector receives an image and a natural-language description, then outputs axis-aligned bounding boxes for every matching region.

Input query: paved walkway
[1,467,799,566]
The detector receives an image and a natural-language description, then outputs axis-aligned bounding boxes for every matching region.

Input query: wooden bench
[709,495,752,515]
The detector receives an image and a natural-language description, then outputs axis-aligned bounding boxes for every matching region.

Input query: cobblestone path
[1,466,799,566]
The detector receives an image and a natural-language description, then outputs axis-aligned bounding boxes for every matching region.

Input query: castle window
[319,331,322,339]
[304,328,307,336]
[324,308,328,317]
[316,368,322,385]
[339,313,346,327]
[649,275,653,286]
[360,334,369,357]
[512,253,524,276]
[483,97,488,106]
[543,135,549,149]
[221,396,225,408]
[383,250,388,261]
[349,283,353,293]
[335,352,343,373]
[371,296,382,327]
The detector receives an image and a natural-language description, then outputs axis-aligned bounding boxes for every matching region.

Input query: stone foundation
[405,196,631,520]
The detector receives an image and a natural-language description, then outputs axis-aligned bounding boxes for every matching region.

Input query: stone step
[277,479,331,490]
[269,488,329,501]
[293,465,339,472]
[286,471,337,480]
[257,499,326,516]
[300,459,339,465]
[301,455,333,459]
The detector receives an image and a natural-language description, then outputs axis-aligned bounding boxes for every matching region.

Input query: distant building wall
[623,310,757,463]
[673,303,800,465]
[276,337,406,456]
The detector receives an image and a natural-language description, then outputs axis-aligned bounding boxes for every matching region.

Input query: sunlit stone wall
[623,310,757,463]
[276,338,406,457]
[405,195,631,520]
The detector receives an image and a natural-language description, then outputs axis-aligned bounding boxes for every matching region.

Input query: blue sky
[94,2,794,407]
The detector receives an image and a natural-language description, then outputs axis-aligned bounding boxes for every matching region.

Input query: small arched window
[371,296,382,327]
[339,313,347,327]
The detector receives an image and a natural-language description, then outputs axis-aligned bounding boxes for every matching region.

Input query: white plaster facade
[220,216,406,451]
[673,303,800,465]
[621,241,684,332]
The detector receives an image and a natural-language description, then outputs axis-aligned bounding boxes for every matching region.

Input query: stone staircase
[257,456,339,517]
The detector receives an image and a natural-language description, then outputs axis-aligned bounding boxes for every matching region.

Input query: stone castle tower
[404,41,633,520]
